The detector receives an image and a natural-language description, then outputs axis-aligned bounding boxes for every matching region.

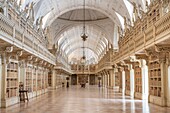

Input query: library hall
[1,0,170,113]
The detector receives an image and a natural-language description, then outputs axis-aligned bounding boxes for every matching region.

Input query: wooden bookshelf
[116,69,122,89]
[56,76,62,87]
[115,72,119,87]
[25,66,32,93]
[48,71,52,87]
[45,70,48,88]
[42,70,45,89]
[134,63,142,93]
[37,69,42,91]
[125,66,130,91]
[149,60,161,97]
[33,68,36,91]
[6,62,18,98]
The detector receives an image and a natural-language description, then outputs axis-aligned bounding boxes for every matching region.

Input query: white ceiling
[58,9,108,21]
[17,0,151,64]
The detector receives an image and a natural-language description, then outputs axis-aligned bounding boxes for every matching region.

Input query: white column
[1,53,7,107]
[141,59,148,100]
[130,64,135,98]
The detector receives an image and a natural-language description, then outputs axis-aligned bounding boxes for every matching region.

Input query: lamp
[80,0,88,65]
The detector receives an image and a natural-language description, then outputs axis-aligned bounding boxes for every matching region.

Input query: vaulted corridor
[0,86,170,113]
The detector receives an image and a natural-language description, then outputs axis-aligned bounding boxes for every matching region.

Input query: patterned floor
[1,86,170,113]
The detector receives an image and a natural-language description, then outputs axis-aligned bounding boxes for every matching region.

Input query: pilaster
[130,64,135,98]
[1,52,7,107]
[51,69,56,89]
[135,54,149,100]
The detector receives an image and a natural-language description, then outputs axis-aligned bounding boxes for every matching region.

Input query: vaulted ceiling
[18,0,151,64]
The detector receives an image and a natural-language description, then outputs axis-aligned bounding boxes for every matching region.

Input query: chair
[19,82,29,102]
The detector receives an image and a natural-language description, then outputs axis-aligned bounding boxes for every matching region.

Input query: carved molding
[5,46,13,53]
[27,55,33,60]
[16,51,23,57]
[135,54,148,60]
[33,57,38,62]
[155,44,170,52]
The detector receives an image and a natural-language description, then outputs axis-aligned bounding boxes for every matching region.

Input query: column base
[48,87,56,90]
[134,92,148,100]
[149,95,165,106]
[113,86,119,92]
[166,99,170,107]
[1,97,19,108]
[130,91,134,98]
[119,88,125,95]
[125,90,131,96]
[125,90,134,98]
[56,85,62,89]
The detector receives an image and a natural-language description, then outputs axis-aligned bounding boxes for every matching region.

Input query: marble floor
[1,86,170,113]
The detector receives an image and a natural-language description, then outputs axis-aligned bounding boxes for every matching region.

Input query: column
[51,69,56,89]
[141,59,148,100]
[1,53,7,107]
[167,61,170,106]
[130,64,135,98]
[160,56,168,106]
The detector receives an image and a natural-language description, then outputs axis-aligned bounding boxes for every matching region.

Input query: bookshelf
[56,76,62,88]
[6,62,18,98]
[115,72,119,87]
[48,71,52,87]
[42,70,45,90]
[125,66,130,91]
[149,60,161,97]
[25,66,32,93]
[45,70,48,89]
[37,69,42,91]
[33,67,36,92]
[116,70,122,90]
[134,63,142,93]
